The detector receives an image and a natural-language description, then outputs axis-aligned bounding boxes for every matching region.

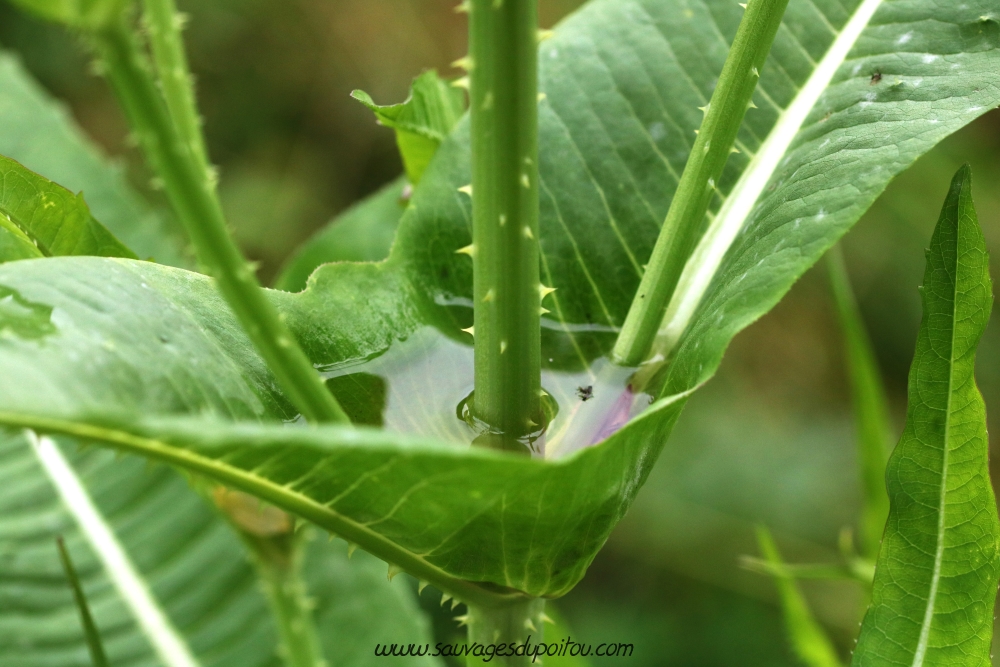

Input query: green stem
[91,20,348,424]
[210,487,325,667]
[469,0,543,448]
[611,0,789,367]
[141,0,212,186]
[466,599,544,667]
[251,535,325,667]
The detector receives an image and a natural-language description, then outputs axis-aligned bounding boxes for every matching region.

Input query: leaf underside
[0,57,439,667]
[852,166,1000,666]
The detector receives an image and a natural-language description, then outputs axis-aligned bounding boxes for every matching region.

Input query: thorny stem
[611,0,790,367]
[141,0,212,186]
[213,486,325,667]
[467,0,544,449]
[99,19,335,665]
[465,599,545,667]
[252,536,325,667]
[91,19,348,424]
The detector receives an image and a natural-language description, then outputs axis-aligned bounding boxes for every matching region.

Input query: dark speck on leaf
[870,71,882,85]
[577,385,594,402]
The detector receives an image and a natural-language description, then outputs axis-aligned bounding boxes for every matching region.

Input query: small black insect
[870,71,882,85]
[577,385,594,402]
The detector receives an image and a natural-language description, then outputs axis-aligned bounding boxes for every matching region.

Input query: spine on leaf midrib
[654,0,886,366]
[611,0,790,367]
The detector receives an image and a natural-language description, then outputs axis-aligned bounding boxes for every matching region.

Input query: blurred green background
[2,0,999,664]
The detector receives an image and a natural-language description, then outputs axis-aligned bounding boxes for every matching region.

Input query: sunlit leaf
[0,50,188,266]
[827,247,892,561]
[852,166,1000,665]
[353,70,465,185]
[0,155,136,263]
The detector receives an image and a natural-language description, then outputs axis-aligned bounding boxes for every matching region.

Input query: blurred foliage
[2,0,999,663]
[570,111,1000,665]
[0,0,585,281]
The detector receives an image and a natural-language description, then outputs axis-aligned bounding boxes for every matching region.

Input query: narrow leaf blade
[56,536,110,667]
[853,165,1000,665]
[755,527,842,667]
[827,246,892,561]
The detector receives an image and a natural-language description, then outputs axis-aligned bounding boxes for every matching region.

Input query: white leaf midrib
[30,433,201,667]
[658,0,886,352]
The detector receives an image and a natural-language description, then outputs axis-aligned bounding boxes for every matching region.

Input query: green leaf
[0,0,999,616]
[0,214,43,261]
[352,70,465,185]
[56,537,110,667]
[0,155,136,263]
[5,0,128,30]
[827,247,892,561]
[394,0,1000,380]
[0,434,442,667]
[0,50,188,266]
[853,166,1000,665]
[755,527,842,667]
[0,271,441,667]
[0,399,688,603]
[275,177,407,293]
[0,251,679,600]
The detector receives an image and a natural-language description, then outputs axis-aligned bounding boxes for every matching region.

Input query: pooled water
[317,326,653,459]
